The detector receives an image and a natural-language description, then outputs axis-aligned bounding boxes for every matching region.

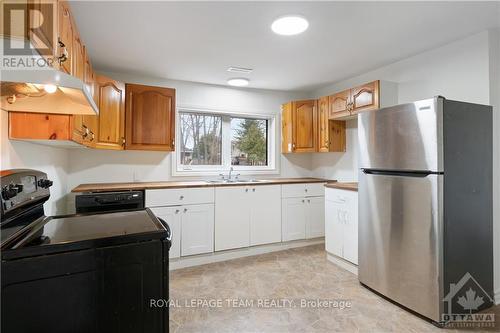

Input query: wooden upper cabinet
[125,83,176,151]
[281,102,293,153]
[317,96,330,152]
[292,99,317,153]
[57,0,73,74]
[329,90,351,119]
[318,96,346,153]
[350,80,379,114]
[72,32,85,81]
[9,112,72,141]
[28,0,58,66]
[95,75,125,150]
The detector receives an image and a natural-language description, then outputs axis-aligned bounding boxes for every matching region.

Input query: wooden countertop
[72,178,335,193]
[324,182,358,191]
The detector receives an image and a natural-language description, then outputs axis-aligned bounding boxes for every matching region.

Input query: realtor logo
[442,272,495,328]
[2,2,55,56]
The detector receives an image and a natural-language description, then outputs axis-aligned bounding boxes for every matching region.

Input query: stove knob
[37,179,53,189]
[2,185,19,200]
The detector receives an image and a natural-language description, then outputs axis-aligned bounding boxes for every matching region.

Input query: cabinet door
[282,197,307,241]
[325,199,344,258]
[350,80,379,115]
[82,50,98,147]
[72,32,85,81]
[28,0,58,65]
[9,112,71,140]
[249,185,282,246]
[181,204,214,256]
[328,120,346,152]
[306,196,325,239]
[292,99,317,153]
[125,83,176,151]
[57,0,73,74]
[342,192,358,265]
[215,187,250,251]
[328,90,350,119]
[281,102,293,153]
[149,207,181,259]
[317,96,330,152]
[95,75,125,150]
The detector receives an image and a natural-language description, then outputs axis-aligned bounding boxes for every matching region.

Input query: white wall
[0,111,70,215]
[310,31,492,181]
[488,28,500,304]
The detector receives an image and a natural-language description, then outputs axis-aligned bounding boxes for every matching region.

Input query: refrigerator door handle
[361,168,440,178]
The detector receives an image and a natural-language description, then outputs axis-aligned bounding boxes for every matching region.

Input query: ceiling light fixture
[227,78,249,87]
[271,15,309,36]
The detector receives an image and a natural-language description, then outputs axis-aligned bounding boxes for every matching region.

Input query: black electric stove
[1,169,171,333]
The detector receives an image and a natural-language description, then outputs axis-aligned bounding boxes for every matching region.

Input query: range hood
[1,69,99,115]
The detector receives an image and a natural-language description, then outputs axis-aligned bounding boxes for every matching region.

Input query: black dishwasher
[76,191,144,213]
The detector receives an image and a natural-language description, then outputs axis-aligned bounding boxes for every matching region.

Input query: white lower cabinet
[325,188,358,265]
[215,185,282,251]
[180,204,214,256]
[282,196,325,241]
[150,204,214,258]
[149,206,181,259]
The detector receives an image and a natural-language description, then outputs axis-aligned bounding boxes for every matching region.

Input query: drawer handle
[180,195,184,200]
[245,188,249,192]
[307,199,310,203]
[252,188,255,192]
[175,209,179,214]
[305,189,308,192]
[184,208,187,213]
[302,199,305,203]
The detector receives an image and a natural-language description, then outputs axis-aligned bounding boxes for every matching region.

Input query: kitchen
[1,1,499,332]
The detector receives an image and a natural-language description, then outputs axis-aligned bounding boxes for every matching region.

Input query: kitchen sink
[205,179,271,184]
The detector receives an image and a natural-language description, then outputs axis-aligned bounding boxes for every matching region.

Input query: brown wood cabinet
[350,80,379,115]
[329,90,351,119]
[318,96,346,152]
[94,75,125,150]
[329,81,380,119]
[281,100,317,153]
[125,84,176,151]
[57,0,73,74]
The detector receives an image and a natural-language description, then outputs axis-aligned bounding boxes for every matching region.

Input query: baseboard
[326,253,358,275]
[169,238,325,270]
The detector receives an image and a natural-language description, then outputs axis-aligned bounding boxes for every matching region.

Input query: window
[179,113,222,166]
[175,109,276,175]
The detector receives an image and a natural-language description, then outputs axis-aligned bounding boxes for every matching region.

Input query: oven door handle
[157,217,172,243]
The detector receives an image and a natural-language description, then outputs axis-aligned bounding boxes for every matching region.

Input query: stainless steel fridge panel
[358,97,444,172]
[358,170,443,322]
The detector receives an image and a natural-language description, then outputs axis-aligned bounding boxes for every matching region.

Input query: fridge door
[358,170,443,322]
[358,97,443,172]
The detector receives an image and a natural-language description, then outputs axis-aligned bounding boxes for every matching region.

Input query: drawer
[146,188,214,207]
[282,183,325,198]
[325,187,357,204]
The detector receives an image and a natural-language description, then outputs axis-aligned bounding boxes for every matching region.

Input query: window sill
[172,168,280,177]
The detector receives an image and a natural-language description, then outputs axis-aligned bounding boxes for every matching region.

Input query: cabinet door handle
[184,208,187,213]
[175,209,179,214]
[307,199,310,203]
[245,188,249,192]
[57,38,68,64]
[121,137,126,147]
[252,188,255,192]
[302,199,305,203]
[179,195,184,200]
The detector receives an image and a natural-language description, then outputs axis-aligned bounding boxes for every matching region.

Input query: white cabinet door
[215,186,250,251]
[306,196,325,238]
[282,197,307,241]
[250,185,282,246]
[325,199,344,258]
[181,204,214,256]
[342,192,358,265]
[150,206,181,259]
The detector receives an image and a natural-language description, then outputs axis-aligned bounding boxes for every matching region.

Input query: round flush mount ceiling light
[271,15,309,36]
[227,78,249,87]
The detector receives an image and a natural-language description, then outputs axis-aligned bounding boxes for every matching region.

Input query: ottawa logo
[442,272,495,327]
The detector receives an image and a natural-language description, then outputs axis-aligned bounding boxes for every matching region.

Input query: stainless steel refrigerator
[358,96,494,323]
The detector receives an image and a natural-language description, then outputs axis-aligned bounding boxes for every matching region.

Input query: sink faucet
[219,167,240,181]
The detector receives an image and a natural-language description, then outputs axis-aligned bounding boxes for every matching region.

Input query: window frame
[173,106,278,176]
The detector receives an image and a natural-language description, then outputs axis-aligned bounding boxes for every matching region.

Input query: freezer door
[358,97,443,172]
[358,170,443,322]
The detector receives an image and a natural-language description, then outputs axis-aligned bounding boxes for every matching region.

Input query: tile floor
[169,244,499,332]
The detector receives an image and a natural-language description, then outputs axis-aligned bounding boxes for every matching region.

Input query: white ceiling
[70,1,500,92]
